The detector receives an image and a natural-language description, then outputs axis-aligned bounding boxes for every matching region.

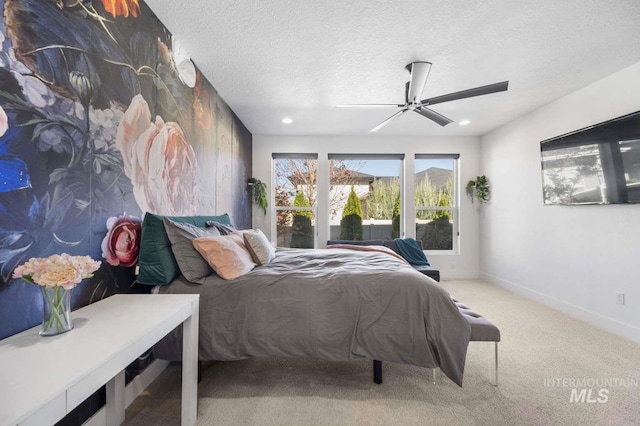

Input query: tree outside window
[273,156,318,248]
[339,186,363,240]
[329,157,402,241]
[415,156,456,251]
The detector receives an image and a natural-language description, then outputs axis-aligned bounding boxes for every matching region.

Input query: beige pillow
[192,236,256,280]
[243,229,276,265]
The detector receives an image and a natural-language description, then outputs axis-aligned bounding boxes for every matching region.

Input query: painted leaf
[0,229,31,263]
[4,0,139,108]
[155,64,192,125]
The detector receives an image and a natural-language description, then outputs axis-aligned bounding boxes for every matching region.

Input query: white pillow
[243,229,276,266]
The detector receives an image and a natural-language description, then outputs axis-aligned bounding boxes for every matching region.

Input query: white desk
[0,294,199,426]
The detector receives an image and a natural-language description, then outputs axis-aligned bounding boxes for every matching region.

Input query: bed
[149,239,471,386]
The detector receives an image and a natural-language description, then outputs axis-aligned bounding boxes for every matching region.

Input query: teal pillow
[137,213,232,285]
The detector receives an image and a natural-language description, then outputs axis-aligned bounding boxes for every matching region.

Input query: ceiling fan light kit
[336,61,509,132]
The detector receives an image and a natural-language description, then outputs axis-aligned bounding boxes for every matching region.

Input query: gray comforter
[154,248,471,386]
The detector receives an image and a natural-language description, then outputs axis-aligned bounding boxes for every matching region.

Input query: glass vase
[40,286,73,336]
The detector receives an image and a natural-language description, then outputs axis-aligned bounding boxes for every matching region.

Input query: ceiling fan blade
[405,81,410,104]
[335,104,404,108]
[421,81,509,106]
[407,62,432,104]
[369,109,408,132]
[415,107,453,127]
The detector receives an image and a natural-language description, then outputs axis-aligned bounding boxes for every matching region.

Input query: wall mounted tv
[540,111,640,205]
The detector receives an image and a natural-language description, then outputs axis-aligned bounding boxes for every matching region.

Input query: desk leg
[182,300,199,425]
[106,370,125,426]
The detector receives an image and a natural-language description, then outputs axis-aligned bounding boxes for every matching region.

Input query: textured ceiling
[145,0,640,137]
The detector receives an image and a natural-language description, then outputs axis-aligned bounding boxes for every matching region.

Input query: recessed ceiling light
[459,120,470,126]
[282,117,293,124]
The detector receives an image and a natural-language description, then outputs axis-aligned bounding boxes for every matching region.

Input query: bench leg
[492,342,499,387]
[373,360,382,384]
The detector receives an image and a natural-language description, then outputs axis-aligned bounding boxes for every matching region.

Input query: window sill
[424,251,459,256]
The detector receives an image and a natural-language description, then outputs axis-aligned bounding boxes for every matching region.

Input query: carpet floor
[123,279,640,425]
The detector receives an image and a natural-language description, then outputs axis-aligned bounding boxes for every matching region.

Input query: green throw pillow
[137,212,232,285]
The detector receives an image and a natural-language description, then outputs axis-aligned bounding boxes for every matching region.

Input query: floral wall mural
[0,0,252,340]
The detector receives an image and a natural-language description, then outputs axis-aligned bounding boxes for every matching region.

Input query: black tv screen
[540,111,640,205]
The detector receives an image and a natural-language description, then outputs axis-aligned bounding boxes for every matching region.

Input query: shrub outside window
[328,155,403,241]
[273,154,317,248]
[415,155,458,252]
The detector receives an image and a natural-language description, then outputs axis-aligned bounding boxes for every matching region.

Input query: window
[414,154,458,251]
[328,154,403,241]
[273,154,317,248]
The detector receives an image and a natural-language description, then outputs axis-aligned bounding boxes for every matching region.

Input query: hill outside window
[415,154,458,252]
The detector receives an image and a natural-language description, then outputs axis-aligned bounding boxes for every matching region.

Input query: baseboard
[83,359,170,426]
[480,271,640,344]
[439,270,479,280]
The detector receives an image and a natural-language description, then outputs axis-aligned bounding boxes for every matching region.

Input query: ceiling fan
[336,61,509,132]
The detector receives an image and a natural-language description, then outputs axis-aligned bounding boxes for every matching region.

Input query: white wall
[480,62,640,343]
[253,135,482,279]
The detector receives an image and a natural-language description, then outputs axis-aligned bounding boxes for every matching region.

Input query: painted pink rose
[0,105,7,137]
[101,215,142,267]
[116,95,200,215]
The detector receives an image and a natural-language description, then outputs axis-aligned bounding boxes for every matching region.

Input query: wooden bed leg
[198,361,203,383]
[373,360,382,384]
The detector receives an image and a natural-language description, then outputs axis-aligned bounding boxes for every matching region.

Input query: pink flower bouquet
[13,253,101,289]
[13,254,101,335]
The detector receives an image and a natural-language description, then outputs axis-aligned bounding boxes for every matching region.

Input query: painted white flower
[6,47,56,108]
[58,99,86,121]
[90,104,124,150]
[8,48,29,73]
[11,71,56,108]
[0,51,9,69]
[171,36,196,88]
[0,105,7,137]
